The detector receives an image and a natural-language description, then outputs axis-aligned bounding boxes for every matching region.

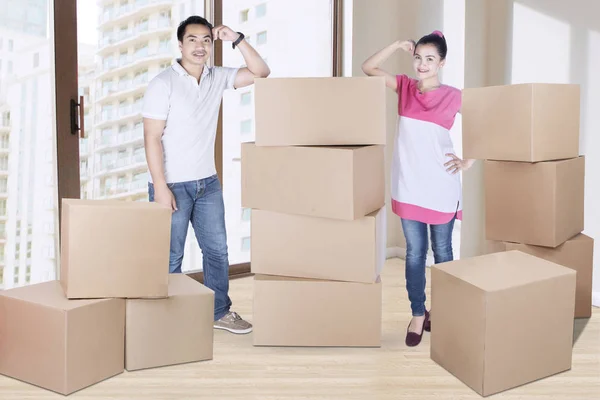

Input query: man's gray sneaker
[214,311,253,334]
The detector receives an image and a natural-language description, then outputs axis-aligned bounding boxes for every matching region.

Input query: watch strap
[232,32,245,49]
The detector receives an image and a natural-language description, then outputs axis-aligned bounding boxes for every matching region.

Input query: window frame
[52,0,343,285]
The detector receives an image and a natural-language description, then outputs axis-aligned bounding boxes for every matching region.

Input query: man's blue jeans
[149,174,232,320]
[401,215,456,317]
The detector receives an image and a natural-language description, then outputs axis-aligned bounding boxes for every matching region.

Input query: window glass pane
[222,0,334,265]
[1,0,57,289]
[77,0,207,273]
[255,3,267,18]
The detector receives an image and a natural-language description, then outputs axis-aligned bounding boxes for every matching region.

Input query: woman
[362,31,474,347]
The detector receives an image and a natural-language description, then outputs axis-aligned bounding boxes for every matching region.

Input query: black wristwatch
[232,32,245,49]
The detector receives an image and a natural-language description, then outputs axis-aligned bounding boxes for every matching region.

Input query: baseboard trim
[593,292,600,308]
[386,247,402,259]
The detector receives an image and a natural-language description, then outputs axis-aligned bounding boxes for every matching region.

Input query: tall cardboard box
[254,77,386,146]
[0,281,125,395]
[431,251,576,397]
[251,207,386,283]
[486,234,594,318]
[484,157,585,247]
[125,275,214,371]
[241,143,384,220]
[61,199,171,299]
[462,83,580,162]
[253,275,382,347]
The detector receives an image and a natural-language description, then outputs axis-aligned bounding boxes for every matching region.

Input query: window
[240,119,252,134]
[137,17,149,33]
[8,39,13,52]
[241,208,251,221]
[240,92,251,105]
[241,237,251,251]
[222,0,335,266]
[256,31,267,45]
[256,3,267,18]
[33,53,39,68]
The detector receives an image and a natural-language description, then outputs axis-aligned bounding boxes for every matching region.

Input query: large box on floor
[251,207,386,283]
[125,275,214,371]
[61,199,171,299]
[254,77,386,146]
[484,157,584,247]
[486,234,594,318]
[253,275,382,347]
[431,251,576,397]
[241,143,384,220]
[0,281,125,395]
[462,83,580,162]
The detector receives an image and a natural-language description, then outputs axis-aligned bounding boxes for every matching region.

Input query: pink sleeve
[396,74,410,115]
[396,74,409,94]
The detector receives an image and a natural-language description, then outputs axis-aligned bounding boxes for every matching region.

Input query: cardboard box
[486,234,594,318]
[253,275,382,347]
[484,157,584,247]
[431,250,576,397]
[251,207,386,283]
[254,77,386,146]
[0,281,125,395]
[125,275,214,371]
[61,199,171,299]
[462,83,580,162]
[241,143,384,220]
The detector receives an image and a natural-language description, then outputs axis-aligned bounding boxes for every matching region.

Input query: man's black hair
[177,16,214,42]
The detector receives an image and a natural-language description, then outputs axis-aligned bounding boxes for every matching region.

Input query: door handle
[70,95,84,139]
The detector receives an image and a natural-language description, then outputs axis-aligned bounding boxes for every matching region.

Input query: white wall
[462,0,600,307]
[347,0,418,253]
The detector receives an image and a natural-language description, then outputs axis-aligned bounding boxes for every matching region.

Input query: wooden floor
[1,258,599,399]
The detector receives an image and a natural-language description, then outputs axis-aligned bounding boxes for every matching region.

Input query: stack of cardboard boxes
[241,77,387,347]
[429,83,593,397]
[462,82,594,319]
[0,199,215,395]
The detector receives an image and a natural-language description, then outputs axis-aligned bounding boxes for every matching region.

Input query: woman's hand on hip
[445,153,475,174]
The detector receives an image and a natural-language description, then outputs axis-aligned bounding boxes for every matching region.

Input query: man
[142,16,270,334]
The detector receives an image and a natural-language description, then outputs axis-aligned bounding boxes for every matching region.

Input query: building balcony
[95,154,147,177]
[98,0,173,29]
[97,48,172,82]
[96,73,150,104]
[98,18,172,55]
[79,138,89,157]
[94,128,144,151]
[95,104,143,130]
[0,118,9,133]
[98,179,148,199]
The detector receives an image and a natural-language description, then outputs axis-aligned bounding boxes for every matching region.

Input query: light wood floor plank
[0,258,598,399]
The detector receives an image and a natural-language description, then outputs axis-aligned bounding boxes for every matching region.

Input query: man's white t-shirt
[142,60,239,184]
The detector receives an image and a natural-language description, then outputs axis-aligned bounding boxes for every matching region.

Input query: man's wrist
[232,32,245,49]
[153,180,168,189]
